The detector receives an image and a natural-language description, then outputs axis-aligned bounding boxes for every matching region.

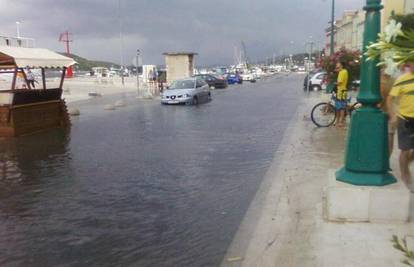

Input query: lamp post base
[336,167,396,186]
[326,170,408,223]
[336,107,397,186]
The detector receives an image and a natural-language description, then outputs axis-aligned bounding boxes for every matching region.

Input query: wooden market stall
[0,46,76,137]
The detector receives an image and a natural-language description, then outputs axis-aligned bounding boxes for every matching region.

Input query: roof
[162,52,198,56]
[0,46,76,68]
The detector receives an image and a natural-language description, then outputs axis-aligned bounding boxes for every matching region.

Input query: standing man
[387,63,414,188]
[26,68,36,88]
[335,61,349,127]
[148,69,154,90]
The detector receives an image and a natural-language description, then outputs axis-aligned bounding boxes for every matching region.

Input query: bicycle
[310,92,361,127]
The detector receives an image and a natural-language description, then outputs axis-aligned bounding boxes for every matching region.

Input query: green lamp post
[335,0,397,186]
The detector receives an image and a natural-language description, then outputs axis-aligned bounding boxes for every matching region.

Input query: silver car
[161,78,211,105]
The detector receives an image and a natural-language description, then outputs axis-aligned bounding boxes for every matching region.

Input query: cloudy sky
[0,0,364,66]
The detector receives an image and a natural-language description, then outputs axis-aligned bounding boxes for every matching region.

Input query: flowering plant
[366,14,414,76]
[317,48,361,83]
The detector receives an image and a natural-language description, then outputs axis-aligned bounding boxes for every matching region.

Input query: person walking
[381,70,398,158]
[334,61,349,127]
[387,62,414,188]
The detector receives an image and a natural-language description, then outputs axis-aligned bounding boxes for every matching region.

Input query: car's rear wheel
[193,96,198,105]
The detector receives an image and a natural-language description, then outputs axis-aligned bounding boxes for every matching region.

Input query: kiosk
[0,46,76,137]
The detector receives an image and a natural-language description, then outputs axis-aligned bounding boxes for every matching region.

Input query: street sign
[132,55,142,67]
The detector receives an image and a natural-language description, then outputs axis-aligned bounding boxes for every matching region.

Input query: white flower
[384,20,403,43]
[383,50,396,61]
[384,57,400,77]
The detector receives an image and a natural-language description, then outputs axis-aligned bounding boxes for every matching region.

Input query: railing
[0,36,36,48]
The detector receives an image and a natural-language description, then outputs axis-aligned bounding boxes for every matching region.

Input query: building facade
[382,0,414,27]
[325,0,413,53]
[325,10,365,53]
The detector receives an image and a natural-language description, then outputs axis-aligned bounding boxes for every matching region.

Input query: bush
[317,48,361,84]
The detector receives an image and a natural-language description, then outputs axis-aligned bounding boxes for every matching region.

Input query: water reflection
[0,128,71,185]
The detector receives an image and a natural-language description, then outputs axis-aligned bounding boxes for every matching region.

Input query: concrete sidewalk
[221,93,414,267]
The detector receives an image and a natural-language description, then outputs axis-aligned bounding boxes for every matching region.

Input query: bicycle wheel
[311,102,337,127]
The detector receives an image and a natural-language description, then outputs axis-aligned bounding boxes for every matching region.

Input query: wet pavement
[0,74,302,267]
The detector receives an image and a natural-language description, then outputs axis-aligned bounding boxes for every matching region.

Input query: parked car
[161,78,211,105]
[297,66,306,72]
[240,72,256,83]
[350,80,360,90]
[303,71,327,91]
[193,74,228,89]
[226,73,243,85]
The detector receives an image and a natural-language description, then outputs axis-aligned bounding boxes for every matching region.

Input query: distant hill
[59,53,120,71]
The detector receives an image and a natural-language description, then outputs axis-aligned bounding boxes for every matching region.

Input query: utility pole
[118,0,125,86]
[16,22,21,38]
[330,0,335,55]
[305,41,314,95]
[136,49,141,97]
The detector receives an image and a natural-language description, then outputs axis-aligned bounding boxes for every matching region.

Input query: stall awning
[0,46,76,68]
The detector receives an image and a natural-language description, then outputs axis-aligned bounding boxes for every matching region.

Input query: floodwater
[0,74,301,267]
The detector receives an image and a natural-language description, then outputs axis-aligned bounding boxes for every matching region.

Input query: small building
[162,52,197,84]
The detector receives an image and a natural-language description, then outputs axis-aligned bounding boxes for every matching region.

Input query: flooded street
[0,74,302,267]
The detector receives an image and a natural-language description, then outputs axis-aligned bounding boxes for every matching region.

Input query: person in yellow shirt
[335,62,349,127]
[380,71,398,158]
[387,63,414,187]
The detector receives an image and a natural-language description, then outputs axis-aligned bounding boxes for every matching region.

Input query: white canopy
[0,46,76,68]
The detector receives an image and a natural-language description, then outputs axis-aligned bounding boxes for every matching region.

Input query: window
[169,80,195,89]
[316,74,325,80]
[196,80,204,88]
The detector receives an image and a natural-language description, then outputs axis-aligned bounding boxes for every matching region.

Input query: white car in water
[161,78,211,105]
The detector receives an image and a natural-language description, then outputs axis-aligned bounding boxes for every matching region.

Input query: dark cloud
[0,0,364,65]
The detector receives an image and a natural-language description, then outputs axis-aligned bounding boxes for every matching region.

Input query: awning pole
[11,68,17,90]
[59,67,67,89]
[41,68,46,90]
